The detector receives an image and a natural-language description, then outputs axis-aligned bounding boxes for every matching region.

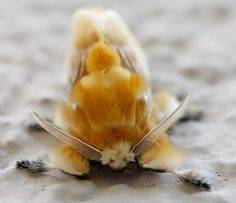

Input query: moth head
[101,142,135,170]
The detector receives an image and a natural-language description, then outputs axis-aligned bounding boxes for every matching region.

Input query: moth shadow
[84,162,162,188]
[75,162,210,193]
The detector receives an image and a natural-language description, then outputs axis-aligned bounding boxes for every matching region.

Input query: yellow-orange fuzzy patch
[52,144,90,174]
[70,68,147,130]
[86,42,120,72]
[138,134,185,170]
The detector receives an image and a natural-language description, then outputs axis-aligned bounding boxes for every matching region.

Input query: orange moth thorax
[58,41,151,149]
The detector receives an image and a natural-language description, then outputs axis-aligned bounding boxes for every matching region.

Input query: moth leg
[173,170,212,190]
[137,134,185,172]
[49,144,90,176]
[16,144,89,177]
[137,135,211,190]
[16,158,53,174]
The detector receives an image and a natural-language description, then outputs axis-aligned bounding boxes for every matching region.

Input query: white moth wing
[102,10,152,109]
[102,10,150,81]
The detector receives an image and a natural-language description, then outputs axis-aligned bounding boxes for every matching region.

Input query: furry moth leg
[16,145,90,177]
[137,134,185,172]
[16,158,53,174]
[16,146,89,177]
[49,144,90,176]
[137,134,211,190]
[173,170,212,190]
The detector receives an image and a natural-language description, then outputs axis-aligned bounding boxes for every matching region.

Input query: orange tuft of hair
[86,41,120,72]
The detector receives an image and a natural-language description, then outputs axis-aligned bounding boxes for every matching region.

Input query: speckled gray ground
[0,0,236,202]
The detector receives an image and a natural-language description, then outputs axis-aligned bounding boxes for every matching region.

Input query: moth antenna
[16,159,53,174]
[173,170,212,191]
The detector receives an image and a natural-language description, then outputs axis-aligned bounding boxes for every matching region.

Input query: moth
[16,8,211,190]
